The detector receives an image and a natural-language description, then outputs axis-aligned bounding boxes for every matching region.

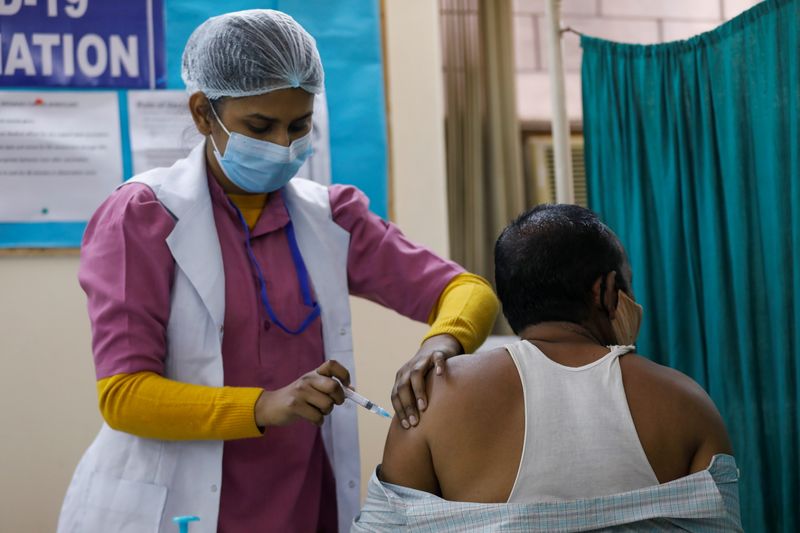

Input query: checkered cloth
[352,454,742,532]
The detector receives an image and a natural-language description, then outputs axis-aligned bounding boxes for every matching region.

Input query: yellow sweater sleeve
[424,272,500,354]
[96,372,264,441]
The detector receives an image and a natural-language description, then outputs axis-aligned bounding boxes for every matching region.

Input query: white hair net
[181,9,324,99]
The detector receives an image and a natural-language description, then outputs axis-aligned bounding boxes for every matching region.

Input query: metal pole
[544,0,574,203]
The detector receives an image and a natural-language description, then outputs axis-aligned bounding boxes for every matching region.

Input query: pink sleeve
[78,183,176,379]
[329,185,464,322]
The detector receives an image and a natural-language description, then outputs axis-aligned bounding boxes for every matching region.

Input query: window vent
[526,135,587,206]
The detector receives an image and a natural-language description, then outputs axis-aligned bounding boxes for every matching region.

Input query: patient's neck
[519,322,612,367]
[520,321,604,344]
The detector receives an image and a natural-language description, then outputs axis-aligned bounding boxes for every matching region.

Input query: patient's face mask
[610,290,643,346]
[208,102,312,194]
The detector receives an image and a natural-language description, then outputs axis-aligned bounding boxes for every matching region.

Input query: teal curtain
[581,1,799,531]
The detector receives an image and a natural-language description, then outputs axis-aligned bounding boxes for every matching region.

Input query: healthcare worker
[57,9,498,533]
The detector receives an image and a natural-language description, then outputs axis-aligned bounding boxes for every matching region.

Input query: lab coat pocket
[81,472,168,533]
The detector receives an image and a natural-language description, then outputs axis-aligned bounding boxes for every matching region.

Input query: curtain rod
[560,26,584,37]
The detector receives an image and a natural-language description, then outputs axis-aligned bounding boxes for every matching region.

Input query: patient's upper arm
[379,410,440,495]
[379,372,445,495]
[685,377,734,472]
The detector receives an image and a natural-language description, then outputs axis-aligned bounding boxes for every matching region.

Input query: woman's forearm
[97,371,264,440]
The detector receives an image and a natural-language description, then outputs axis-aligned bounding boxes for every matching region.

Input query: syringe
[333,379,392,418]
[344,387,392,418]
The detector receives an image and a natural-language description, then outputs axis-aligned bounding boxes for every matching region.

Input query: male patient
[354,204,742,531]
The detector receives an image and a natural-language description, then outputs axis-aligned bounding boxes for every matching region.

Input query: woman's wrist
[421,333,463,356]
[254,389,270,428]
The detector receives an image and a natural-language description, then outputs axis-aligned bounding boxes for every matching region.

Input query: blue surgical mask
[208,103,312,193]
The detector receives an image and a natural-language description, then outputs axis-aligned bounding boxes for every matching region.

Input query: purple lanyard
[232,204,321,335]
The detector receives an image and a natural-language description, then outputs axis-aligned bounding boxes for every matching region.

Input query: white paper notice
[127,90,203,175]
[0,91,122,222]
[127,90,332,185]
[298,91,332,186]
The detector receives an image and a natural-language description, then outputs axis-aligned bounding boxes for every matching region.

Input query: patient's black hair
[494,204,628,334]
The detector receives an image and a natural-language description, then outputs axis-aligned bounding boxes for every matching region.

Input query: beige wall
[354,0,450,497]
[0,1,449,531]
[0,254,100,532]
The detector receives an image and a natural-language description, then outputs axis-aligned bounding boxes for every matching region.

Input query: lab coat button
[211,484,218,492]
[339,328,347,336]
[348,480,356,489]
[219,325,224,334]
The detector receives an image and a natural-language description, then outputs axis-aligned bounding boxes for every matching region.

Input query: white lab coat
[57,143,361,533]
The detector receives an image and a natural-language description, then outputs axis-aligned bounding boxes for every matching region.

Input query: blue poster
[0,0,165,88]
[0,0,387,248]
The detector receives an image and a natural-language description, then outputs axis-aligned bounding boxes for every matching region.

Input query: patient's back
[505,340,658,502]
[380,340,733,503]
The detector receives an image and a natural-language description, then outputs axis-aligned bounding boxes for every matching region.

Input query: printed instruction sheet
[0,91,122,222]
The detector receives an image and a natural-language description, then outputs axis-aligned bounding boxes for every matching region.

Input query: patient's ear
[592,271,619,319]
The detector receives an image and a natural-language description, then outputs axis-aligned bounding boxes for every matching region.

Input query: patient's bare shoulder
[621,353,727,420]
[424,347,521,421]
[620,353,733,477]
[380,348,522,496]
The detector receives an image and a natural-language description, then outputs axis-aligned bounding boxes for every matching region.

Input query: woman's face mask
[610,290,643,346]
[208,101,312,194]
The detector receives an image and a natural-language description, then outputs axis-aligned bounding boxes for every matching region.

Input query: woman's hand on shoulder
[390,334,463,429]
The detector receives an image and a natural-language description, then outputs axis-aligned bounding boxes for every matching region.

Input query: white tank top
[505,340,659,503]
